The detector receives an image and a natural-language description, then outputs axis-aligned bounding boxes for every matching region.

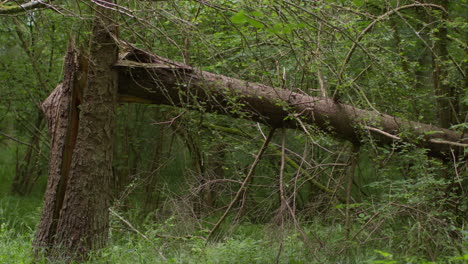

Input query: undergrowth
[0,141,466,263]
[0,194,466,264]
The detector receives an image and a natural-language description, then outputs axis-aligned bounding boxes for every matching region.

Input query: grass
[0,196,466,264]
[0,143,466,263]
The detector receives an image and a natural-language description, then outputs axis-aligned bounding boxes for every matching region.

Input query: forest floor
[1,193,466,263]
[0,146,466,264]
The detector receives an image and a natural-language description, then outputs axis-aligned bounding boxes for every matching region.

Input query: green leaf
[231,11,248,24]
[375,250,393,259]
[424,130,443,135]
[353,0,365,7]
[247,18,264,29]
[250,11,264,18]
[450,254,468,261]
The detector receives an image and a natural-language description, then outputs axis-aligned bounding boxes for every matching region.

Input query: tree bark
[115,48,466,159]
[431,0,457,128]
[34,1,118,260]
[34,40,81,253]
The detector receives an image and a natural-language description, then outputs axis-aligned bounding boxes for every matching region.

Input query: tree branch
[206,127,276,242]
[0,0,51,15]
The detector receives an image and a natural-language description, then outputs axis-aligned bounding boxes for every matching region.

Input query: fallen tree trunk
[114,47,466,159]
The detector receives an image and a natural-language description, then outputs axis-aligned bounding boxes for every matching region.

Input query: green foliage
[0,145,16,193]
[0,195,43,263]
[1,201,465,263]
[1,0,467,263]
[0,224,36,264]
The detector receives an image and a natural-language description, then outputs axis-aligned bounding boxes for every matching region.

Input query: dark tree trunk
[431,0,458,128]
[34,1,118,260]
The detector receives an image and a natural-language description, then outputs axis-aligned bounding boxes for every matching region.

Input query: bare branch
[207,127,276,242]
[429,139,468,148]
[0,0,51,15]
[364,126,401,141]
[337,3,446,84]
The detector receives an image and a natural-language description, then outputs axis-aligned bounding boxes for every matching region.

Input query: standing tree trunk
[431,0,458,128]
[34,1,118,260]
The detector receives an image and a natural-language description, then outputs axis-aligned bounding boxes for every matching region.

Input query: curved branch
[0,0,51,15]
[338,3,446,81]
[206,127,276,241]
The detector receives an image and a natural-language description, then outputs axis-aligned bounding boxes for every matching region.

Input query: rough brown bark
[52,4,118,257]
[34,39,81,251]
[34,1,118,260]
[115,48,466,159]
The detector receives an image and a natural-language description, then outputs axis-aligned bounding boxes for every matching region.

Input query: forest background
[0,0,466,263]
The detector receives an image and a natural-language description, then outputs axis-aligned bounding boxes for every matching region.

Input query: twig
[451,149,464,193]
[350,211,380,241]
[110,208,167,260]
[276,128,287,264]
[279,128,287,212]
[206,127,276,242]
[278,133,324,262]
[337,3,446,83]
[0,0,49,15]
[153,234,206,241]
[345,146,359,239]
[110,208,150,240]
[429,139,468,148]
[0,131,48,160]
[295,117,333,154]
[315,22,328,98]
[389,202,450,226]
[203,123,344,198]
[153,111,186,126]
[364,126,401,140]
[256,122,267,140]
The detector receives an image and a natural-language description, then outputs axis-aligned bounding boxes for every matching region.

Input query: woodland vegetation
[0,0,466,263]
